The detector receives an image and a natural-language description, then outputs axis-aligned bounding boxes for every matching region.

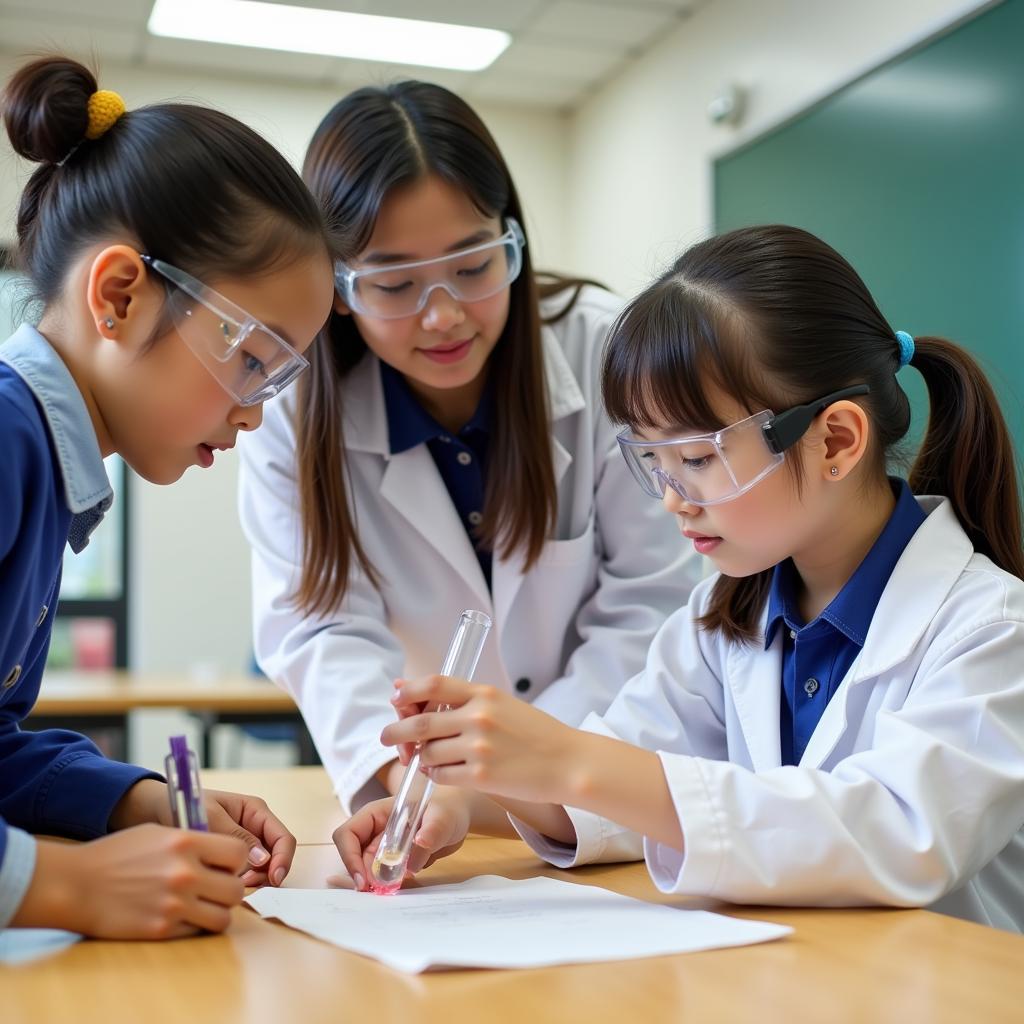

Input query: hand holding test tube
[369,609,492,894]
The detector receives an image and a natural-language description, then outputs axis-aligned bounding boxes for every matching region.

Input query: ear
[332,292,351,316]
[85,246,159,340]
[819,400,870,481]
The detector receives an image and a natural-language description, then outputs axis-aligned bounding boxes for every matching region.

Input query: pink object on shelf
[71,618,116,669]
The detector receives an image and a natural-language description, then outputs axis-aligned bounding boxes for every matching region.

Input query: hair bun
[2,56,97,164]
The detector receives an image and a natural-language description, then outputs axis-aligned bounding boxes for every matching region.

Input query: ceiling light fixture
[148,0,510,72]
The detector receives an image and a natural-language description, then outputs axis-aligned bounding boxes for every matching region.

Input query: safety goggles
[617,385,870,507]
[334,218,526,319]
[141,256,309,407]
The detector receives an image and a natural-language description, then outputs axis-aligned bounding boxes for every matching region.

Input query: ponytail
[909,337,1024,579]
[602,225,1024,644]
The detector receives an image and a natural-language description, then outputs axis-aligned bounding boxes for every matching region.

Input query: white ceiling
[0,0,704,111]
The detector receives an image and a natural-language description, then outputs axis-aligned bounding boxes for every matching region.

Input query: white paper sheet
[245,874,790,973]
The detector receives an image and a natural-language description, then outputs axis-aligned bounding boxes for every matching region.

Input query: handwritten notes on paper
[245,874,790,973]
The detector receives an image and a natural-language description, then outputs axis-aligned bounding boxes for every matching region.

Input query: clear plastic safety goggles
[334,218,526,319]
[617,385,870,507]
[141,256,309,407]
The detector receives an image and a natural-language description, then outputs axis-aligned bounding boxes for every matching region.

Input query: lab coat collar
[800,496,972,768]
[725,495,973,772]
[845,496,970,682]
[340,330,585,608]
[540,321,586,421]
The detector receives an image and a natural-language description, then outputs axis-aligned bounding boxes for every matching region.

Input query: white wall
[565,0,993,297]
[0,0,996,675]
[0,57,568,675]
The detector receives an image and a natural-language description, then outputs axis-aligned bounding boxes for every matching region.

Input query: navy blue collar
[380,360,492,454]
[765,479,926,649]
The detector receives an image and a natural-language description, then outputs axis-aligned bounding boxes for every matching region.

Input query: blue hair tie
[895,330,915,369]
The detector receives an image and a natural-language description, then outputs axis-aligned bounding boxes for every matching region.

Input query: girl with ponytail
[340,224,1024,932]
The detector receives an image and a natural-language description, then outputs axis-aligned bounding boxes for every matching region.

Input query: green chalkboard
[715,0,1024,458]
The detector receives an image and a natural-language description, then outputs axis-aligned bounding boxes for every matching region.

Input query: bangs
[602,277,779,434]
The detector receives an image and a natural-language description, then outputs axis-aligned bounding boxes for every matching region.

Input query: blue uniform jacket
[0,325,158,928]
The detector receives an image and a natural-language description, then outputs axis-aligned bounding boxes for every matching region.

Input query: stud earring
[103,317,115,330]
[830,465,839,477]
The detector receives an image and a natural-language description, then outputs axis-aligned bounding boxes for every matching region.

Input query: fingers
[193,862,246,908]
[205,792,296,887]
[415,737,469,770]
[421,840,466,871]
[404,799,468,874]
[392,675,478,711]
[380,708,463,750]
[332,803,391,891]
[421,764,475,789]
[192,830,250,874]
[183,896,235,934]
[254,810,297,888]
[208,808,270,872]
[163,844,245,935]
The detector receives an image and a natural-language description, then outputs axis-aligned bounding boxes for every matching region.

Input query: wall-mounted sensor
[708,84,746,126]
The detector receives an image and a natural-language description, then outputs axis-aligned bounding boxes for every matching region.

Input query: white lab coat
[516,496,1024,931]
[238,287,702,813]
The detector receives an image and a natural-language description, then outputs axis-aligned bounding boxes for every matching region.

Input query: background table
[26,671,318,766]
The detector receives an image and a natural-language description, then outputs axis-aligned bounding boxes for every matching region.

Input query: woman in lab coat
[238,81,701,828]
[346,225,1024,930]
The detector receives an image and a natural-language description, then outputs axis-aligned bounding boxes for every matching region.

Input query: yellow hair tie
[85,90,126,140]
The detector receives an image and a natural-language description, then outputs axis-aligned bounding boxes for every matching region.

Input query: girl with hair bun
[0,56,334,938]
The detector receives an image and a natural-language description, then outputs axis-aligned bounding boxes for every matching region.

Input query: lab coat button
[804,677,820,696]
[3,664,22,689]
[515,677,531,694]
[468,511,483,526]
[457,451,473,466]
[789,629,797,640]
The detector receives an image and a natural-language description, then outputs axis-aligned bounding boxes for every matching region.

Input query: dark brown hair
[603,224,1024,642]
[296,80,595,614]
[2,56,327,305]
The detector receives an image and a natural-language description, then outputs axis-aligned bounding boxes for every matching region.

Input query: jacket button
[3,664,22,689]
[804,677,820,696]
[36,604,49,628]
[515,677,531,694]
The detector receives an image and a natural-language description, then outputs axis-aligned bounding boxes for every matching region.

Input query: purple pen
[166,735,209,831]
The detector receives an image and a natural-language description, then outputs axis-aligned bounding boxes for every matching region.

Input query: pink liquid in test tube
[368,610,491,894]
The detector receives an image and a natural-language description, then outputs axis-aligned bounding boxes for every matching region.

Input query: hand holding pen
[165,734,297,888]
[108,736,297,886]
[14,746,296,940]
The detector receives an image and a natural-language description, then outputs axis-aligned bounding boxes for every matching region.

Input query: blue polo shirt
[380,361,494,587]
[0,325,159,929]
[766,479,926,766]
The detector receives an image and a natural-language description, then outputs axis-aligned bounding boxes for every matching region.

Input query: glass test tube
[368,609,492,894]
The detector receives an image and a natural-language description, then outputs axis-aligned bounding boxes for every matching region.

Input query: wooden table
[4,767,1023,1024]
[26,671,318,766]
